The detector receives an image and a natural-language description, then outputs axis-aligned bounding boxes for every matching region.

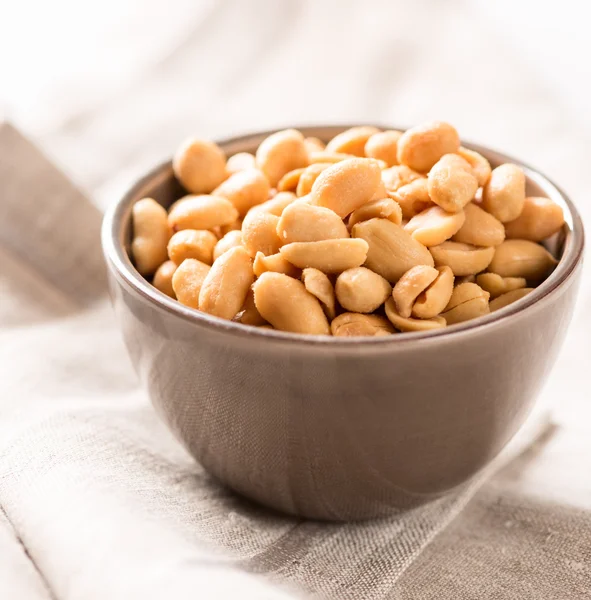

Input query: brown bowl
[102,126,584,520]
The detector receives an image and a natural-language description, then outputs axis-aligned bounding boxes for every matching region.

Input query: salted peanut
[364,130,402,167]
[234,289,267,326]
[457,147,491,186]
[331,313,394,337]
[198,246,253,319]
[168,195,238,231]
[253,251,300,278]
[430,241,495,276]
[385,298,446,332]
[482,164,526,222]
[167,229,218,266]
[428,154,479,213]
[392,265,439,317]
[476,273,527,299]
[335,267,392,313]
[277,202,349,243]
[326,126,381,157]
[397,121,460,172]
[277,168,306,192]
[280,238,368,273]
[255,129,308,187]
[152,260,177,298]
[348,197,403,229]
[173,138,227,194]
[308,151,356,164]
[242,211,282,256]
[219,218,242,236]
[382,165,422,192]
[213,168,270,216]
[302,268,336,319]
[226,152,256,175]
[504,196,565,241]
[213,230,243,261]
[405,206,465,247]
[489,288,534,312]
[304,137,325,153]
[352,218,434,283]
[412,266,454,319]
[253,272,330,335]
[452,202,505,247]
[311,158,382,218]
[488,239,558,282]
[296,163,332,196]
[248,191,296,217]
[171,258,211,309]
[441,283,490,325]
[131,198,170,275]
[392,178,433,219]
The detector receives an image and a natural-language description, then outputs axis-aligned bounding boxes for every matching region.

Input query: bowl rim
[102,124,585,347]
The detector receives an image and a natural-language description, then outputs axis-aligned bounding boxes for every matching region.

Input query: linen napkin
[0,121,589,600]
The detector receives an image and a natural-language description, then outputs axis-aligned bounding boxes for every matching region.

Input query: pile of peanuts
[131,122,564,337]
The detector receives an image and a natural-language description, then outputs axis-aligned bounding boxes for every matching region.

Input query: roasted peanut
[382,165,423,192]
[441,282,490,325]
[352,218,434,283]
[331,313,394,337]
[171,258,211,309]
[430,241,495,276]
[248,191,296,217]
[482,164,526,222]
[167,229,218,266]
[234,288,267,326]
[213,168,270,216]
[397,121,460,172]
[296,163,332,197]
[226,152,256,174]
[404,206,466,247]
[280,238,369,273]
[392,265,439,318]
[173,138,227,194]
[302,268,336,319]
[213,230,243,261]
[277,168,306,192]
[277,202,349,243]
[255,129,309,187]
[198,246,254,319]
[241,211,282,256]
[253,272,330,335]
[452,202,505,247]
[325,126,381,156]
[168,195,238,231]
[304,137,325,153]
[489,288,534,312]
[392,178,433,219]
[457,147,491,186]
[428,154,478,213]
[364,130,402,167]
[152,260,177,298]
[476,273,527,299]
[504,196,565,241]
[311,158,382,218]
[348,197,403,229]
[385,298,446,332]
[253,251,300,278]
[488,239,558,282]
[335,267,392,313]
[412,266,454,319]
[131,198,171,275]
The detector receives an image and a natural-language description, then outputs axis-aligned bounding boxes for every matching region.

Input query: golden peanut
[404,206,465,246]
[253,251,300,278]
[452,202,505,247]
[489,288,534,312]
[325,126,381,157]
[308,151,356,164]
[428,154,479,213]
[457,147,491,186]
[241,211,282,256]
[213,230,243,261]
[385,298,446,332]
[488,240,558,282]
[277,168,305,192]
[348,197,403,229]
[304,137,326,153]
[392,178,433,219]
[430,241,495,276]
[131,198,171,275]
[167,229,218,266]
[253,272,330,335]
[397,121,460,172]
[331,313,394,337]
[213,168,270,216]
[335,267,392,313]
[311,158,382,218]
[352,218,434,283]
[255,129,308,187]
[198,246,254,319]
[296,163,332,196]
[364,130,402,167]
[168,195,238,231]
[280,238,368,273]
[504,196,565,241]
[277,202,349,243]
[392,265,439,318]
[234,288,267,326]
[226,152,256,175]
[412,266,454,319]
[482,164,526,222]
[382,165,422,192]
[152,260,177,298]
[248,191,296,217]
[173,138,227,194]
[302,268,336,319]
[441,283,490,325]
[171,258,211,309]
[476,273,527,299]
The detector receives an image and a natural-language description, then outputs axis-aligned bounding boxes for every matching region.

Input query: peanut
[488,239,558,282]
[482,164,526,223]
[277,202,349,243]
[253,251,300,278]
[255,129,308,187]
[428,154,478,213]
[452,202,505,247]
[226,152,256,175]
[348,197,403,229]
[241,211,282,256]
[171,258,211,309]
[476,273,527,299]
[404,205,466,247]
[412,266,454,319]
[397,121,460,172]
[382,165,422,193]
[489,288,534,312]
[308,151,357,164]
[335,267,392,313]
[167,229,218,266]
[280,238,369,273]
[504,196,565,241]
[302,268,336,319]
[457,147,491,186]
[173,138,227,194]
[168,195,238,231]
[392,178,433,219]
[213,230,243,261]
[248,191,296,217]
[219,218,243,236]
[131,198,170,275]
[331,313,394,337]
[392,265,439,318]
[152,260,177,298]
[213,168,270,216]
[296,163,332,196]
[364,130,402,167]
[441,282,490,325]
[326,126,381,157]
[430,241,495,276]
[234,289,267,326]
[277,168,306,192]
[385,298,446,332]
